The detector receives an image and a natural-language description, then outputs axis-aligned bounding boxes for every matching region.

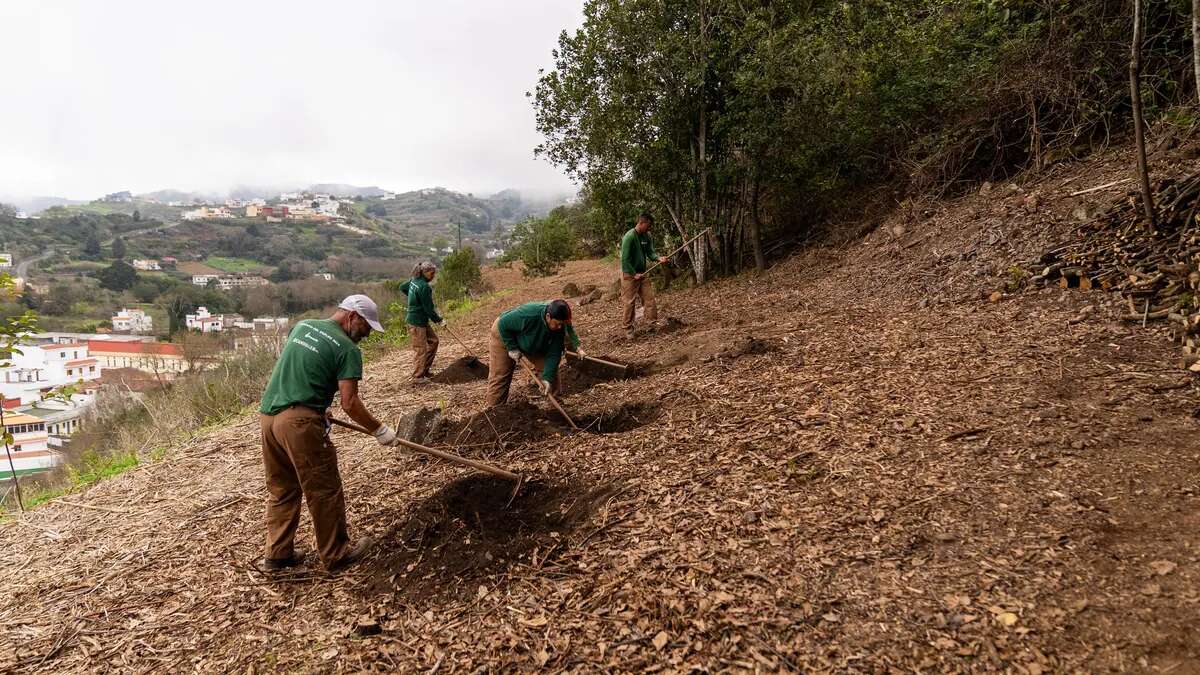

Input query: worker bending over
[486,299,585,406]
[257,294,397,572]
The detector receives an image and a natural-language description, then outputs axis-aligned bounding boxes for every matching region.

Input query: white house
[0,342,102,406]
[131,259,161,271]
[111,308,153,334]
[23,395,94,448]
[0,253,12,269]
[185,307,223,333]
[0,412,56,477]
[253,317,289,332]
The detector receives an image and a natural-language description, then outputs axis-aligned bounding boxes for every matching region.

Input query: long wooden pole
[642,228,711,277]
[329,417,520,482]
[517,358,579,430]
[441,322,480,362]
[565,350,629,374]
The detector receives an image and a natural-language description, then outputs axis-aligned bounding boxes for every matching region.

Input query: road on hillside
[14,249,55,278]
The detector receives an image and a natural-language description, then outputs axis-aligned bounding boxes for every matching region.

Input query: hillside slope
[1,147,1198,672]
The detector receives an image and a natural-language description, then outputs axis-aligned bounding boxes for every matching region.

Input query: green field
[204,256,269,273]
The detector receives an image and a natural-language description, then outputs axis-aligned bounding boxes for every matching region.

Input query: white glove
[436,319,446,327]
[508,349,521,362]
[538,379,552,395]
[373,424,397,446]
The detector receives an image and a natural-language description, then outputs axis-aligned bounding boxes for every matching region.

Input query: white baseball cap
[338,294,384,332]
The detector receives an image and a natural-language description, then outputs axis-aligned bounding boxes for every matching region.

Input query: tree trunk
[748,178,766,272]
[1194,0,1200,102]
[1130,0,1157,229]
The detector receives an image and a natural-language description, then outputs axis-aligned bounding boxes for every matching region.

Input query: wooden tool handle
[642,228,711,276]
[517,357,579,430]
[565,350,627,370]
[441,322,480,361]
[329,417,520,482]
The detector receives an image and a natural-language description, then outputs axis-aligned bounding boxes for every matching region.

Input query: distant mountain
[306,183,387,198]
[358,186,571,238]
[14,196,88,213]
[136,189,218,204]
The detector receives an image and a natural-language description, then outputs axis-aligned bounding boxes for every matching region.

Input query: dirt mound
[574,402,661,433]
[428,400,563,447]
[430,356,489,384]
[365,475,615,599]
[558,356,641,396]
[429,399,659,446]
[715,335,778,360]
[397,407,442,445]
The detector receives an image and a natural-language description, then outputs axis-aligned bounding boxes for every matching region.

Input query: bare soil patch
[558,356,642,396]
[430,356,489,384]
[364,475,614,600]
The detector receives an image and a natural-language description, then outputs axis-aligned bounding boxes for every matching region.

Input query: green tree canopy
[96,260,138,292]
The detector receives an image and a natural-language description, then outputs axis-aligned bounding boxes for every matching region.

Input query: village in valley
[0,184,534,485]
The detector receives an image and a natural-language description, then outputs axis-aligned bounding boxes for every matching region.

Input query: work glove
[575,347,587,358]
[373,424,397,447]
[436,319,446,327]
[507,349,521,362]
[538,379,552,395]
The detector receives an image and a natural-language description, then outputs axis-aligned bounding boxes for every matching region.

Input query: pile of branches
[1029,173,1200,369]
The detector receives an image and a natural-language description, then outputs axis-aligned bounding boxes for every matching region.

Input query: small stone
[989,291,1004,303]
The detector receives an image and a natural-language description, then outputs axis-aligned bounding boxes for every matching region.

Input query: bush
[436,248,484,302]
[504,214,576,277]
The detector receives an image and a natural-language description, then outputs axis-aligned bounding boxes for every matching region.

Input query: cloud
[0,0,582,200]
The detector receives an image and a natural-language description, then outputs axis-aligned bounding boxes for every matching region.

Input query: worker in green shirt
[257,294,396,573]
[619,212,670,339]
[486,299,585,406]
[397,261,444,384]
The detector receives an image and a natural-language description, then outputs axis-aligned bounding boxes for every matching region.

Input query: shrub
[504,214,576,277]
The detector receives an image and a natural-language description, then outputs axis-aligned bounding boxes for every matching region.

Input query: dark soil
[364,474,615,599]
[715,335,778,360]
[573,402,661,434]
[428,400,563,447]
[397,407,442,445]
[559,355,642,396]
[430,356,489,384]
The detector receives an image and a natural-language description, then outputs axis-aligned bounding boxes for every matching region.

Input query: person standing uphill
[257,294,397,572]
[398,261,443,384]
[620,212,670,339]
[486,299,585,406]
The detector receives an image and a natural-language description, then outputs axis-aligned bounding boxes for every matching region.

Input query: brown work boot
[258,550,307,572]
[328,537,374,572]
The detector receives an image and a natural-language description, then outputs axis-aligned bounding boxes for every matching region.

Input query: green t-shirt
[620,227,656,274]
[259,319,363,415]
[496,302,581,381]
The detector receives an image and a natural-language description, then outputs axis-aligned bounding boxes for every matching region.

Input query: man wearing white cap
[256,294,396,572]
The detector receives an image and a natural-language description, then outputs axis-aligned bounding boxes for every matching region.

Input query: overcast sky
[0,1,583,202]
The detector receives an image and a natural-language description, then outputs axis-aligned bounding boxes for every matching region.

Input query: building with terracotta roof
[85,340,188,377]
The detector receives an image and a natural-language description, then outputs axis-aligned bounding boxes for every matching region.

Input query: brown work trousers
[260,405,351,567]
[486,318,562,407]
[409,324,438,379]
[621,273,657,329]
